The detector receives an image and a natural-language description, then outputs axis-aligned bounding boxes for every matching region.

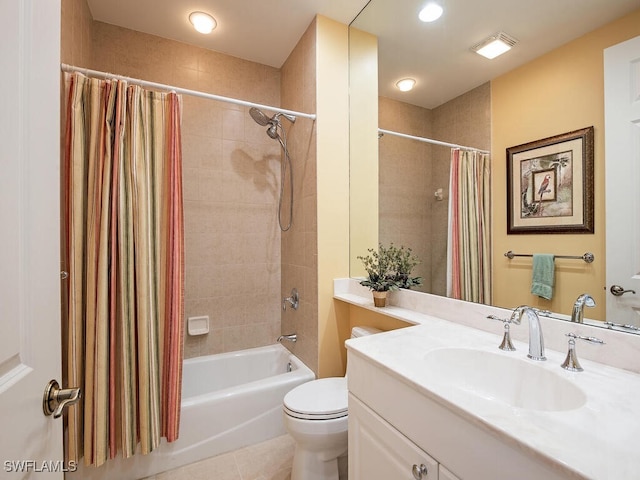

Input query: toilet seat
[284,377,348,420]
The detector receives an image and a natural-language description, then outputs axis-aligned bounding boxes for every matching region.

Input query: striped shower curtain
[62,72,184,467]
[446,149,491,304]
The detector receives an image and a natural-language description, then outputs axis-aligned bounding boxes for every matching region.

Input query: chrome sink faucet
[570,293,596,323]
[511,306,546,361]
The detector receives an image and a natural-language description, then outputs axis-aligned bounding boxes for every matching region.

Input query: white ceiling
[86,0,369,67]
[87,0,640,109]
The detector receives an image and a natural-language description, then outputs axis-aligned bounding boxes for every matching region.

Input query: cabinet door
[349,394,438,480]
[439,465,461,480]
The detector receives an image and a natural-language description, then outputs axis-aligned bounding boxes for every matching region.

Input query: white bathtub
[71,344,314,480]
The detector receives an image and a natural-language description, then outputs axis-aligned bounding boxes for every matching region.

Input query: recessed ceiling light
[396,78,416,92]
[471,32,518,59]
[189,11,217,34]
[418,3,443,23]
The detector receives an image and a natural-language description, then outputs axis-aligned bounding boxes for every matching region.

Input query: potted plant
[357,244,399,307]
[388,244,423,290]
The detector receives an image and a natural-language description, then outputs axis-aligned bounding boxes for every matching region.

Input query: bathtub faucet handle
[283,288,299,311]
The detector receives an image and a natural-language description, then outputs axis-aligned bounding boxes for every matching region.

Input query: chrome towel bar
[504,250,595,263]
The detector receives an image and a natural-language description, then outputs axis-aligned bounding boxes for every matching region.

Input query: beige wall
[349,28,379,278]
[315,16,351,377]
[492,8,640,319]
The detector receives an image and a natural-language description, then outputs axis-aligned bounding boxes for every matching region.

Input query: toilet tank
[350,326,383,339]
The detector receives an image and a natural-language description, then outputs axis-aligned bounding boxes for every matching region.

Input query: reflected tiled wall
[431,83,491,295]
[61,1,288,358]
[378,97,433,294]
[378,83,491,297]
[61,0,92,66]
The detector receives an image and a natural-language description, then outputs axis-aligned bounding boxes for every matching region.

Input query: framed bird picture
[506,126,594,234]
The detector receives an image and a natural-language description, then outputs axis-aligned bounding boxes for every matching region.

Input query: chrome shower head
[249,108,296,143]
[249,107,271,126]
[249,108,296,128]
[266,123,279,139]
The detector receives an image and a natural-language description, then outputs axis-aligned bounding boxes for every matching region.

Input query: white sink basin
[424,348,586,411]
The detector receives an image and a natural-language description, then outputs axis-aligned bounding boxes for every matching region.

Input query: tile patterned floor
[144,434,294,480]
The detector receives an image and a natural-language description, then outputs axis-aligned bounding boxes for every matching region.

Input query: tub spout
[278,333,297,343]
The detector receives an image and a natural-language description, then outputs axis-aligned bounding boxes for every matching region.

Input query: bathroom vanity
[337,279,640,480]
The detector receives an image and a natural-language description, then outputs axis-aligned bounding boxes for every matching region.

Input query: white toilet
[283,326,382,480]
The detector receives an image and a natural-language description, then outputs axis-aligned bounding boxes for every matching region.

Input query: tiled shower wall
[61,0,296,358]
[280,20,319,375]
[378,82,491,297]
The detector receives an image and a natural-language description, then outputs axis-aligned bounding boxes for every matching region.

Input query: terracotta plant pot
[372,291,388,307]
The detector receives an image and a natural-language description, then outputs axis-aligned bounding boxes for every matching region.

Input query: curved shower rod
[61,63,317,121]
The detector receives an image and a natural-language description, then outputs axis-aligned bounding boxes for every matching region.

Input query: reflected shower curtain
[446,149,491,304]
[62,72,184,467]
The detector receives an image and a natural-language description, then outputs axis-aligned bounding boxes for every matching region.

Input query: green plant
[388,244,423,289]
[357,244,399,292]
[357,243,423,291]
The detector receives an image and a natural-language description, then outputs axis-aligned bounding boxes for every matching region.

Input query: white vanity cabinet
[347,347,571,480]
[349,394,450,480]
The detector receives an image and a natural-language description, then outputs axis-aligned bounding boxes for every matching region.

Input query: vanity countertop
[345,320,640,479]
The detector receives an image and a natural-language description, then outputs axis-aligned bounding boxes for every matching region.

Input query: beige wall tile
[280,19,319,375]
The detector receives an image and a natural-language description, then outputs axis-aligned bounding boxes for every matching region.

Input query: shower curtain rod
[61,63,317,121]
[378,128,490,154]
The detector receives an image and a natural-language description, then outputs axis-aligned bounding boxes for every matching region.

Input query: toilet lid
[284,377,348,420]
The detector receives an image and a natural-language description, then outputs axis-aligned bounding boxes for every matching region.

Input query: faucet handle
[561,333,605,372]
[283,288,299,311]
[487,315,517,351]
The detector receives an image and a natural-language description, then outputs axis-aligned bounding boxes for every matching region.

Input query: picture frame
[506,126,594,234]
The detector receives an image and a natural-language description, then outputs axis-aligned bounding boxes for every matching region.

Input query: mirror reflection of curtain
[62,72,185,467]
[446,149,491,303]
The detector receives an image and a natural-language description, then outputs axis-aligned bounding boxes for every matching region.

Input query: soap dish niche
[188,315,209,336]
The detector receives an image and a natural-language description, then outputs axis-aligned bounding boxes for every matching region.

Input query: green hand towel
[531,254,555,300]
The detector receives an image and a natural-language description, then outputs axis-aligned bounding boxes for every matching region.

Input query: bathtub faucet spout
[278,333,297,343]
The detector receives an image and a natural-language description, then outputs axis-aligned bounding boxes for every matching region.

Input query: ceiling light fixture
[396,78,416,92]
[189,11,217,34]
[471,32,518,59]
[418,3,443,23]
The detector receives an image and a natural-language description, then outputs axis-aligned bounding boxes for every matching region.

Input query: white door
[0,0,67,476]
[604,35,640,327]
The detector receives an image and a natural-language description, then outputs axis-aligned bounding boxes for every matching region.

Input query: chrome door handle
[610,285,637,297]
[43,379,81,418]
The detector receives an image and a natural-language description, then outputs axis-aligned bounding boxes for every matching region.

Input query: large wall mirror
[348,1,640,332]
